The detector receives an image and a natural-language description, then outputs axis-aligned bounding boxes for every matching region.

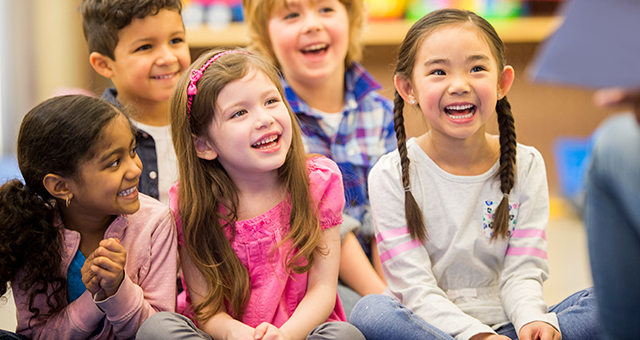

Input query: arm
[369,156,495,340]
[499,149,559,336]
[180,245,255,340]
[96,210,178,339]
[278,225,342,340]
[339,231,386,296]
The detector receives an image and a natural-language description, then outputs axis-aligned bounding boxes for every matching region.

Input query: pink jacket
[13,194,178,340]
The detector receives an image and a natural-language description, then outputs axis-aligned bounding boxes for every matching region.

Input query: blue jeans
[585,114,640,340]
[0,331,29,340]
[350,288,600,340]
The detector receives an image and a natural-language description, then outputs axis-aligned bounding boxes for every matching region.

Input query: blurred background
[1,0,620,331]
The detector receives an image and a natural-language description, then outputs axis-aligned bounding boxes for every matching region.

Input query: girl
[348,9,601,340]
[0,95,177,339]
[242,0,392,316]
[136,49,364,340]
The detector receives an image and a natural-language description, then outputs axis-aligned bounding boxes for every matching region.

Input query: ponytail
[394,92,426,242]
[0,179,67,325]
[491,97,517,240]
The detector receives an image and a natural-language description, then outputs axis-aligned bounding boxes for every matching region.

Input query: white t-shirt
[312,108,343,139]
[133,121,178,206]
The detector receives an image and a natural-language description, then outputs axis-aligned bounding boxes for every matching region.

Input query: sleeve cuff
[95,274,142,321]
[514,312,560,337]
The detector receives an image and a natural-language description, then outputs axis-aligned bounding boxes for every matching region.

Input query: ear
[43,174,73,202]
[394,74,416,104]
[89,52,115,79]
[192,135,218,160]
[498,65,515,99]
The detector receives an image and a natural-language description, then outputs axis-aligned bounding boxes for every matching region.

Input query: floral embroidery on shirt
[482,200,520,238]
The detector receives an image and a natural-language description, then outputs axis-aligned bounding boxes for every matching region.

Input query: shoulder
[516,143,546,172]
[369,148,402,181]
[306,156,345,228]
[128,193,173,227]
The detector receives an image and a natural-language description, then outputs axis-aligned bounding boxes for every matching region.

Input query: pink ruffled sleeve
[306,156,345,230]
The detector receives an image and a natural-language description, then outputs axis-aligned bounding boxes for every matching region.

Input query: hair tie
[503,193,509,198]
[186,50,249,120]
[404,187,411,192]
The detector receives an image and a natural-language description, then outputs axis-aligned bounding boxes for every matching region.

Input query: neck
[228,171,287,221]
[117,93,170,126]
[417,130,500,176]
[283,67,345,113]
[60,206,116,256]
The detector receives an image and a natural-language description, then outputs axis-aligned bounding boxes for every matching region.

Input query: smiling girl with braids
[348,9,600,340]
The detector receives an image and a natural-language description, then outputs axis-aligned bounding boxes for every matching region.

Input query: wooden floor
[0,199,592,332]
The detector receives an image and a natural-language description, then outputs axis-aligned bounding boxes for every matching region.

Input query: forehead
[90,114,133,159]
[417,24,496,62]
[117,8,184,42]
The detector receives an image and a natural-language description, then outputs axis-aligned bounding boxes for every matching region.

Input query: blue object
[0,154,22,183]
[553,136,595,201]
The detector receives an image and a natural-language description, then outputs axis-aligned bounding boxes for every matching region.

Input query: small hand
[80,253,101,294]
[519,321,561,340]
[254,322,290,340]
[90,238,127,298]
[469,333,512,340]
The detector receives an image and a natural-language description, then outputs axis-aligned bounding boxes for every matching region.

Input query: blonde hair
[394,9,516,242]
[242,0,365,67]
[170,48,323,321]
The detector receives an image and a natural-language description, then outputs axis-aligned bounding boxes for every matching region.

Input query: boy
[81,0,191,205]
[243,0,393,316]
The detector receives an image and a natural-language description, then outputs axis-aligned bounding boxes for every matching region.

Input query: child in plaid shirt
[243,0,394,317]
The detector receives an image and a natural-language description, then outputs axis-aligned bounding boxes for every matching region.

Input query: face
[267,0,349,87]
[398,24,513,142]
[108,8,191,105]
[67,114,143,217]
[197,69,293,183]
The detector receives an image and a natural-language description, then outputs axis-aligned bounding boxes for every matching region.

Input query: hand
[593,87,640,123]
[469,333,512,340]
[519,321,561,340]
[81,254,102,294]
[254,322,290,340]
[90,238,127,298]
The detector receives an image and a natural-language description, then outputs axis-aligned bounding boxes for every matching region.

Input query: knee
[308,322,365,340]
[137,312,187,340]
[350,294,393,328]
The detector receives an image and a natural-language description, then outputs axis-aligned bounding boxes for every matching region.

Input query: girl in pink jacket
[0,95,177,339]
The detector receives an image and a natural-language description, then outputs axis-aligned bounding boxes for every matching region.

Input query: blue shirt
[283,62,396,230]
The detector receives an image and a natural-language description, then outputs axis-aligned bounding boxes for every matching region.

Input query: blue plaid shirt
[283,62,396,231]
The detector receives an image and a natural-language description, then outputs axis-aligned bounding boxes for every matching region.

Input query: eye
[319,6,334,13]
[430,69,446,76]
[135,44,152,52]
[471,66,486,73]
[170,38,184,45]
[107,158,120,169]
[265,98,280,106]
[283,11,299,20]
[130,144,138,157]
[231,109,248,118]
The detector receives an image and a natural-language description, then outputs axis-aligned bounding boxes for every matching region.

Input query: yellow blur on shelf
[366,0,410,19]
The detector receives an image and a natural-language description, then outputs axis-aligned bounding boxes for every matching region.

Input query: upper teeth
[446,104,474,110]
[254,135,278,146]
[119,187,136,196]
[303,44,327,52]
[153,74,173,79]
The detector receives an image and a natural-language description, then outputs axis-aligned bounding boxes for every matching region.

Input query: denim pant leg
[585,114,640,340]
[136,312,213,340]
[0,331,29,340]
[349,294,454,340]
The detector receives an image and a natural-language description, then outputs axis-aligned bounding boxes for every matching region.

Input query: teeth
[303,44,327,52]
[152,73,174,79]
[448,112,474,119]
[253,135,278,147]
[118,186,136,197]
[446,104,474,111]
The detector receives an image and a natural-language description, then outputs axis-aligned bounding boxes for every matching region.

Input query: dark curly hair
[0,95,122,326]
[80,0,183,60]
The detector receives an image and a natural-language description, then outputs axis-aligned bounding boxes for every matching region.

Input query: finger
[93,247,127,266]
[254,323,269,339]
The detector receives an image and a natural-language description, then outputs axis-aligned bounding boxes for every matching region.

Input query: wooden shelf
[186,16,562,48]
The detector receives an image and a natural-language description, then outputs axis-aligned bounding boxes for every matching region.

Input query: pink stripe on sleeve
[376,227,410,243]
[511,229,547,240]
[506,247,548,259]
[379,239,423,263]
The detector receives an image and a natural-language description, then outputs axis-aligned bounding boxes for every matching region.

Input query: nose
[255,107,275,130]
[303,12,322,33]
[448,73,471,96]
[127,154,143,180]
[156,45,178,66]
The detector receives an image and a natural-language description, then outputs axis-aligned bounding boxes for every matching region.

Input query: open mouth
[252,134,280,150]
[118,186,137,197]
[151,71,179,80]
[444,104,477,120]
[301,43,328,55]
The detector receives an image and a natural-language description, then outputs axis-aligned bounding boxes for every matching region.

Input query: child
[0,95,177,339]
[348,9,601,340]
[242,0,392,313]
[80,0,191,206]
[135,49,364,340]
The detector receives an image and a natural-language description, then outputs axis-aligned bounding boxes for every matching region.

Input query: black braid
[394,91,426,242]
[492,97,517,240]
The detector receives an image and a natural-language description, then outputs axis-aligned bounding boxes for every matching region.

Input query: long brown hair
[242,0,365,67]
[170,48,323,321]
[394,9,517,242]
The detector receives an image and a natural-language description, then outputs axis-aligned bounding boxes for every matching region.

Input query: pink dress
[170,156,347,327]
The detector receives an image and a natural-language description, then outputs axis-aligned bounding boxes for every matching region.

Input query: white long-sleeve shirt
[370,138,557,340]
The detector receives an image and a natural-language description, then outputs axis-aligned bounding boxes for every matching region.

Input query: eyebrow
[98,137,135,164]
[423,54,491,67]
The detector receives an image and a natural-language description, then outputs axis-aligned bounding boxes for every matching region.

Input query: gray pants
[136,312,365,340]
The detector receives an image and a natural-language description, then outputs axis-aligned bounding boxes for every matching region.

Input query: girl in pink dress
[136,49,364,340]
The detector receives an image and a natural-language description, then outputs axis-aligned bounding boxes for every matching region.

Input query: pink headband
[186,50,249,119]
